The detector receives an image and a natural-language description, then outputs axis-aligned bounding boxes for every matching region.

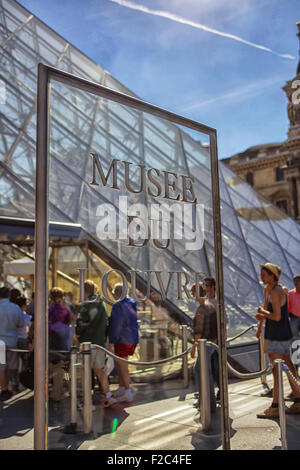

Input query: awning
[3,256,35,275]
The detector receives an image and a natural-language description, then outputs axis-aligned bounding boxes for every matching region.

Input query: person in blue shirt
[0,286,24,401]
[108,284,139,404]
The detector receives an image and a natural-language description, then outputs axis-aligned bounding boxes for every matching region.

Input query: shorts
[114,343,137,358]
[0,350,18,371]
[267,339,291,355]
[90,348,106,370]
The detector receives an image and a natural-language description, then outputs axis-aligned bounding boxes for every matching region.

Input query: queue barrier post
[275,359,287,451]
[182,325,189,388]
[197,339,211,431]
[82,342,93,434]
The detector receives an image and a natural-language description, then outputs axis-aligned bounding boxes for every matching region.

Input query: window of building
[246,172,254,186]
[276,200,288,213]
[275,166,284,182]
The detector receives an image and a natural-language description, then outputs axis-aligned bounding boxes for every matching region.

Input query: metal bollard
[275,359,287,450]
[82,342,93,434]
[259,328,270,392]
[63,347,79,434]
[182,325,189,388]
[70,347,78,429]
[197,339,211,431]
[78,268,86,302]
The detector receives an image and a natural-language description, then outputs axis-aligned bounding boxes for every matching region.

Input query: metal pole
[82,342,92,434]
[34,63,49,451]
[259,328,270,391]
[78,268,86,302]
[70,347,78,429]
[275,359,287,450]
[182,325,189,388]
[198,339,211,431]
[51,247,58,288]
[210,131,230,450]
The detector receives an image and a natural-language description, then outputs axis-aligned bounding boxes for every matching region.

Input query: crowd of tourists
[0,281,139,406]
[0,262,300,419]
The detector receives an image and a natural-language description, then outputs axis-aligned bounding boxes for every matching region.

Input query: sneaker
[0,390,13,401]
[117,392,133,403]
[256,406,279,419]
[286,402,300,414]
[112,388,126,398]
[260,388,273,398]
[103,396,118,407]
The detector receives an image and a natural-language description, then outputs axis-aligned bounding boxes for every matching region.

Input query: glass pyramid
[1,0,299,343]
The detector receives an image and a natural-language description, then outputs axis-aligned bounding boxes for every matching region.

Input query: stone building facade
[222,22,300,223]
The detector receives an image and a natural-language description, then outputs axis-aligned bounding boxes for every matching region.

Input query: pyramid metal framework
[1,0,300,341]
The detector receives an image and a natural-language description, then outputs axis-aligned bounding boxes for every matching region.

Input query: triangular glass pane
[220,200,244,240]
[269,220,300,259]
[239,216,293,280]
[221,226,258,282]
[225,299,259,343]
[228,184,277,241]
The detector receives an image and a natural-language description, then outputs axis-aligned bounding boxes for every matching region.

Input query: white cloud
[182,76,287,112]
[110,0,295,60]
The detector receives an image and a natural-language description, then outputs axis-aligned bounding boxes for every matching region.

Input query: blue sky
[19,0,300,159]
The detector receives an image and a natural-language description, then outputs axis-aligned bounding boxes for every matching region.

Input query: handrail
[7,348,71,354]
[206,341,272,379]
[186,323,258,344]
[226,324,257,343]
[92,343,193,367]
[7,345,192,367]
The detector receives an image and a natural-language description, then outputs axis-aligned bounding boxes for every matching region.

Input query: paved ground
[0,375,300,451]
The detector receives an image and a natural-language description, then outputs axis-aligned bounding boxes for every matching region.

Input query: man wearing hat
[255,263,300,418]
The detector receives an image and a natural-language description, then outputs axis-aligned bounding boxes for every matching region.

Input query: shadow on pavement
[190,409,236,450]
[0,391,34,441]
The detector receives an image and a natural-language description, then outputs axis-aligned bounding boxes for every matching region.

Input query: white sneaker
[112,388,125,398]
[103,396,118,407]
[117,392,133,403]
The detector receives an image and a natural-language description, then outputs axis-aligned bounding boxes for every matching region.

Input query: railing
[64,340,193,434]
[226,324,257,343]
[5,328,192,436]
[132,321,190,381]
[195,339,272,432]
[5,322,289,438]
[206,340,272,380]
[222,323,271,392]
[66,331,272,434]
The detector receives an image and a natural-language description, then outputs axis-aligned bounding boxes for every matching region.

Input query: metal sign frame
[35,63,229,450]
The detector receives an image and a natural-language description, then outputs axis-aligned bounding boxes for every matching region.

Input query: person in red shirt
[288,274,300,363]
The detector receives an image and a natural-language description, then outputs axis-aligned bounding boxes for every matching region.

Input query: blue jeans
[193,345,216,413]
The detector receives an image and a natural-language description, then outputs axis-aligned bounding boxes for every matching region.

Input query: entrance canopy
[3,255,34,276]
